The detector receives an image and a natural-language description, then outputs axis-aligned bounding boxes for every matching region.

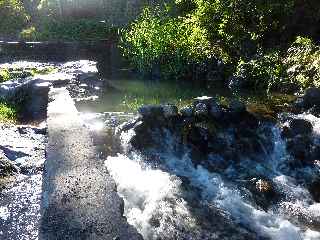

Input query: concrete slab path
[40,87,142,240]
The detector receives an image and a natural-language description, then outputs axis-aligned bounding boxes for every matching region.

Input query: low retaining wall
[0,40,125,77]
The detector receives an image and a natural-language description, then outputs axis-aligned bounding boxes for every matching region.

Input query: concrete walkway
[40,87,142,240]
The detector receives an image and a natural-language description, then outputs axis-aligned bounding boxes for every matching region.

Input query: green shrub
[120,6,225,80]
[0,69,10,82]
[0,0,29,37]
[192,0,294,60]
[0,101,17,122]
[235,51,288,91]
[19,26,39,41]
[284,36,320,89]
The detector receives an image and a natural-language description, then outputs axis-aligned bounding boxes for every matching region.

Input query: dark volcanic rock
[303,88,320,108]
[131,98,275,168]
[0,156,19,177]
[286,135,313,162]
[138,105,164,119]
[229,100,246,114]
[288,119,313,136]
[246,178,279,210]
[194,103,208,117]
[180,106,193,118]
[309,179,320,202]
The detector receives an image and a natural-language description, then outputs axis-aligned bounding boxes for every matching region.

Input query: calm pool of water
[75,77,297,116]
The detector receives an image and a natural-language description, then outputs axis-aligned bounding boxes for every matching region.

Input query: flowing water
[99,119,320,240]
[78,76,320,240]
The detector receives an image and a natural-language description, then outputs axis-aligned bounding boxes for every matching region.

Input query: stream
[78,68,320,239]
[0,60,320,239]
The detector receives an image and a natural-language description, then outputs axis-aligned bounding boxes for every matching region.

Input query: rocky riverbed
[0,123,46,240]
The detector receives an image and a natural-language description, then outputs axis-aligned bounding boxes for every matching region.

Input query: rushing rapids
[101,98,320,240]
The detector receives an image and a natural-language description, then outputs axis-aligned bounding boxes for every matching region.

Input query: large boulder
[309,179,320,202]
[194,103,208,117]
[303,88,320,108]
[286,135,313,162]
[288,119,313,136]
[138,105,164,120]
[180,106,193,118]
[229,100,247,114]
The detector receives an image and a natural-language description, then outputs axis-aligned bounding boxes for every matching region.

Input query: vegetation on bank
[1,0,320,94]
[0,101,17,122]
[119,0,320,93]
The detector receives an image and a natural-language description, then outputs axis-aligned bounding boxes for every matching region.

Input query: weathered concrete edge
[40,87,142,240]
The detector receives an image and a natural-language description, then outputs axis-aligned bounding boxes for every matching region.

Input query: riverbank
[0,123,46,239]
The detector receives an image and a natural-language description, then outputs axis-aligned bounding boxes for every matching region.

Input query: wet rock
[287,135,313,161]
[180,106,193,118]
[162,104,178,118]
[117,117,142,133]
[256,179,273,194]
[0,156,19,177]
[309,179,320,202]
[303,88,320,108]
[288,119,313,136]
[209,102,223,119]
[194,103,208,117]
[138,105,164,120]
[18,125,47,135]
[229,100,246,114]
[246,178,278,210]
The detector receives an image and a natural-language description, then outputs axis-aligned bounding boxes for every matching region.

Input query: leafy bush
[234,51,288,91]
[19,26,39,40]
[0,100,17,122]
[0,0,29,37]
[192,0,294,60]
[284,36,320,89]
[120,6,226,80]
[0,68,10,82]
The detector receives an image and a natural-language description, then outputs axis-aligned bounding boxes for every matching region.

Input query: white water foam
[0,206,9,221]
[105,123,320,239]
[105,153,196,239]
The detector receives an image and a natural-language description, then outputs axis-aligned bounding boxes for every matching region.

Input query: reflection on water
[75,77,297,115]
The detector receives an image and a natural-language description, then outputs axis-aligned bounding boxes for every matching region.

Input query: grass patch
[0,69,11,82]
[0,101,17,123]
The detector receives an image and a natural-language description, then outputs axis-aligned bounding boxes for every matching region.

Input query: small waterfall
[104,118,320,240]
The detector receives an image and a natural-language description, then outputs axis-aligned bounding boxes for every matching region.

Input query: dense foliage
[284,37,320,89]
[120,7,216,80]
[0,0,29,38]
[120,0,320,93]
[191,0,294,58]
